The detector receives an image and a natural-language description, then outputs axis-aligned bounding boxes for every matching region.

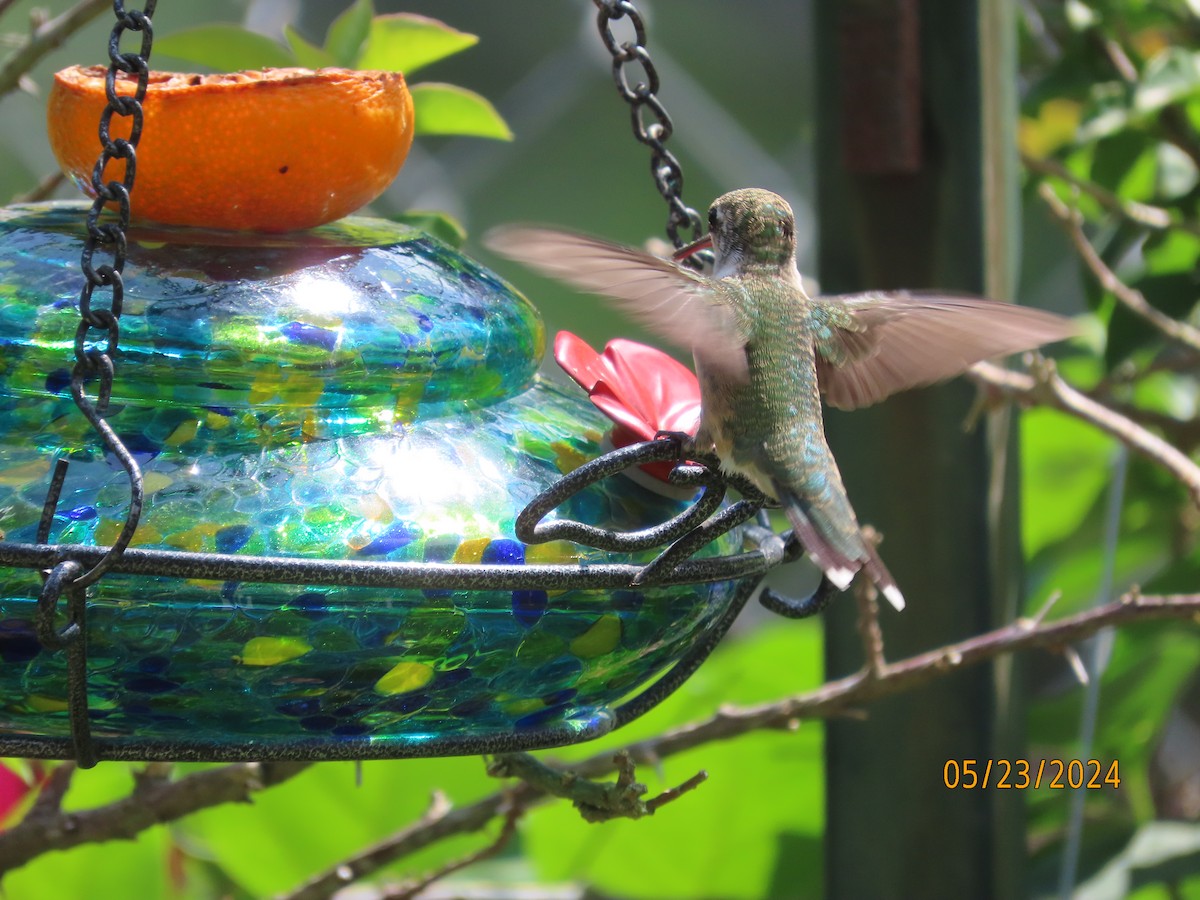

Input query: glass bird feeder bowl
[0,202,780,763]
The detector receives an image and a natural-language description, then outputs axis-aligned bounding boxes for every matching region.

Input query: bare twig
[1035,183,1200,354]
[12,170,65,204]
[854,529,887,679]
[486,750,702,824]
[0,0,111,99]
[1026,590,1063,628]
[22,762,74,824]
[1096,33,1139,83]
[580,590,1200,775]
[970,358,1200,509]
[0,761,311,875]
[383,796,526,900]
[278,786,537,900]
[854,585,885,677]
[1063,646,1091,686]
[1021,152,1200,238]
[1089,398,1200,454]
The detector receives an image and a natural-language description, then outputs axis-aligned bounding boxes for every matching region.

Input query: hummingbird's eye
[708,208,720,231]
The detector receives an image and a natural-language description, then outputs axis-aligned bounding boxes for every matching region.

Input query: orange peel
[47,65,415,232]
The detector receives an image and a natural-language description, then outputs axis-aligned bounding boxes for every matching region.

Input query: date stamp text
[943,759,1120,790]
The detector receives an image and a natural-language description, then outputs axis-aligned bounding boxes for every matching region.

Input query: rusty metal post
[816,1,1025,897]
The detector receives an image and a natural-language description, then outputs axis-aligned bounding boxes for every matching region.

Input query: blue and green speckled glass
[0,202,746,759]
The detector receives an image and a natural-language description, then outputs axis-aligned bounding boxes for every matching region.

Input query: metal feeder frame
[0,0,824,767]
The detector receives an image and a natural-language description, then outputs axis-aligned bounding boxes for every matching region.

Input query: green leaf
[325,0,375,68]
[1066,0,1101,30]
[154,24,296,72]
[1029,816,1136,898]
[1134,48,1200,114]
[389,210,467,247]
[354,13,478,74]
[1157,142,1199,199]
[1142,229,1200,276]
[1075,822,1200,900]
[1024,454,1177,618]
[1078,81,1137,143]
[1131,370,1199,426]
[1107,272,1200,364]
[1089,131,1147,193]
[1021,405,1115,558]
[410,82,513,140]
[283,25,336,69]
[1028,620,1200,769]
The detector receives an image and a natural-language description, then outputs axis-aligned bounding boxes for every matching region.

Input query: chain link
[40,0,155,591]
[31,0,158,768]
[592,0,707,263]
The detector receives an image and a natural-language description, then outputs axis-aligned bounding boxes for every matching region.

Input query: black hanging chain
[52,0,155,583]
[593,0,708,265]
[34,0,156,768]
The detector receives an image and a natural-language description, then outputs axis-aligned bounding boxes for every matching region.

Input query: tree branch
[12,170,65,204]
[575,589,1200,775]
[5,590,1198,893]
[1021,152,1200,239]
[853,531,887,679]
[278,785,538,900]
[969,358,1200,509]
[1035,183,1200,354]
[1088,396,1200,454]
[0,761,311,874]
[0,0,112,99]
[380,796,525,900]
[306,588,1200,895]
[486,750,706,823]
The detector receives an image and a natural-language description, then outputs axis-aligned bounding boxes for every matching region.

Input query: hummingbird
[486,188,1073,610]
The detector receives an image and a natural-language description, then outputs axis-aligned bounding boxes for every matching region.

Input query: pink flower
[0,760,46,831]
[554,331,700,481]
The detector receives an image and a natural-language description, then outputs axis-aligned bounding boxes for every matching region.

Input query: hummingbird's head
[708,188,796,275]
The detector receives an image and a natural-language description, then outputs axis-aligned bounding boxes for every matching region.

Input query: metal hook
[36,560,98,767]
[759,575,842,620]
[516,437,724,551]
[35,459,72,547]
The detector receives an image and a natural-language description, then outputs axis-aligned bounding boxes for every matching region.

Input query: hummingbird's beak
[672,234,713,263]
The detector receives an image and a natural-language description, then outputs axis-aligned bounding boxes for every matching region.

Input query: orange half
[48,65,415,232]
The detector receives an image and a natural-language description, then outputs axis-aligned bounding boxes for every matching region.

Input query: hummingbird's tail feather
[860,542,906,611]
[777,498,857,593]
[777,491,906,612]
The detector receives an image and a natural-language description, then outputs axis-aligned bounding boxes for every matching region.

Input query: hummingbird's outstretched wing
[810,292,1074,410]
[485,226,750,382]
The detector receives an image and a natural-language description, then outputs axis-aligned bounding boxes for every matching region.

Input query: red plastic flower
[554,331,701,482]
[0,760,47,831]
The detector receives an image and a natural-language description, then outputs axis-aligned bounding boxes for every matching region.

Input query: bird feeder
[0,200,795,763]
[0,1,800,765]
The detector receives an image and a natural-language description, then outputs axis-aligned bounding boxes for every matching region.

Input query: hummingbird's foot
[758,575,841,620]
[651,429,696,458]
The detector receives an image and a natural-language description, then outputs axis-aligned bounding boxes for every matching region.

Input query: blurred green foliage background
[1,1,1199,897]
